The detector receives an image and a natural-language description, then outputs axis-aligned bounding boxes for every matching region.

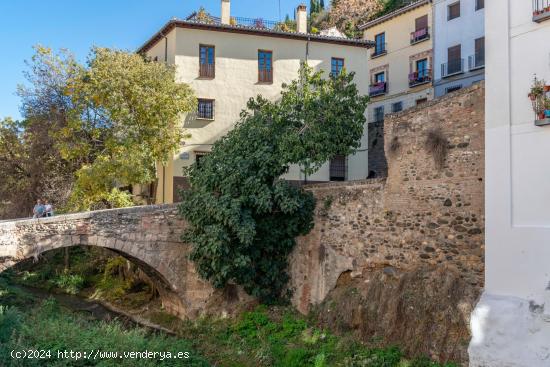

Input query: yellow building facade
[360,0,434,124]
[137,2,373,204]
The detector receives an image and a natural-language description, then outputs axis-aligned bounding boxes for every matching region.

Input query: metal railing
[369,82,387,97]
[188,12,281,30]
[409,69,432,87]
[441,59,464,78]
[258,69,273,83]
[468,52,485,70]
[371,43,388,58]
[410,27,430,44]
[533,0,550,22]
[199,63,215,78]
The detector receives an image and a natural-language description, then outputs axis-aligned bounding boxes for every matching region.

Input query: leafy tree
[11,46,196,213]
[179,64,368,303]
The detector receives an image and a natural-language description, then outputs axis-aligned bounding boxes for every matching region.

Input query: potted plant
[529,77,545,100]
[545,99,550,118]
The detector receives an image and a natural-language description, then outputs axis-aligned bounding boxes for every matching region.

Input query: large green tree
[179,64,368,303]
[5,46,196,214]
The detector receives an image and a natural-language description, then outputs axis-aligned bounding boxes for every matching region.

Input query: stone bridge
[0,204,243,318]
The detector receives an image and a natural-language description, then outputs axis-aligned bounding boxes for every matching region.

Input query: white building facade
[433,0,485,96]
[468,1,550,366]
[138,2,373,204]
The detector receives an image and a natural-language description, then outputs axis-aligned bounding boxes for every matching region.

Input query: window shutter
[415,15,428,31]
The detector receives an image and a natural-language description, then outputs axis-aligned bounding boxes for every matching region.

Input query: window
[474,37,485,68]
[375,72,385,83]
[411,15,430,43]
[329,155,346,181]
[447,44,462,75]
[258,50,273,83]
[373,33,386,56]
[448,2,460,20]
[416,59,428,77]
[392,102,403,113]
[445,85,462,94]
[197,99,214,120]
[415,15,428,31]
[195,151,209,168]
[374,106,385,122]
[199,45,215,78]
[331,58,345,75]
[475,0,484,10]
[416,98,428,105]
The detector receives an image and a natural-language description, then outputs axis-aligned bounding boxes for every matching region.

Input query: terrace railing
[441,59,464,78]
[533,0,550,22]
[410,27,430,44]
[409,69,432,87]
[369,82,388,97]
[371,43,388,58]
[199,63,215,78]
[468,52,485,71]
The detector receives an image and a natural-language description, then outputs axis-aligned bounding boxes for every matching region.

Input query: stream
[12,283,138,326]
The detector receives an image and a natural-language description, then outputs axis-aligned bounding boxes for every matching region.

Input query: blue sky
[0,0,304,120]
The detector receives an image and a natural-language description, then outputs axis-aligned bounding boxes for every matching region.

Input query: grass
[174,306,458,367]
[0,299,211,367]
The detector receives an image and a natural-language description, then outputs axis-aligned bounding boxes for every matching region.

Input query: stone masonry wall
[289,83,485,362]
[367,120,388,178]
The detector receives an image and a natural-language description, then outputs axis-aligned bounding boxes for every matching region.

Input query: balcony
[468,52,485,71]
[199,63,215,78]
[369,82,387,97]
[533,0,550,22]
[409,69,432,87]
[410,27,430,45]
[441,59,464,78]
[371,43,388,59]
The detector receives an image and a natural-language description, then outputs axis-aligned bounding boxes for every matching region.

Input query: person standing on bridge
[44,199,53,217]
[32,199,45,218]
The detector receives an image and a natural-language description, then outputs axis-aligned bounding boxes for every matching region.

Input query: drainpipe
[162,32,168,203]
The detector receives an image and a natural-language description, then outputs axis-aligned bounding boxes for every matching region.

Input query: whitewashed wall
[468,1,550,366]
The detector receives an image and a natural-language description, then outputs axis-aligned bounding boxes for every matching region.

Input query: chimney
[296,4,307,33]
[221,0,231,25]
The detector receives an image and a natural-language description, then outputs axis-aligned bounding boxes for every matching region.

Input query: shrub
[53,272,85,294]
[180,64,369,303]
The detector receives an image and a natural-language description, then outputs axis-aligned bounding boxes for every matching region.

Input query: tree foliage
[179,64,368,303]
[1,46,196,217]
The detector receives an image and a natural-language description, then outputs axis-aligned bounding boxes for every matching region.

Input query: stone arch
[0,205,215,318]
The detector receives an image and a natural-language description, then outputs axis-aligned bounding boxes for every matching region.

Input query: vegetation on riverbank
[0,299,210,366]
[0,248,458,367]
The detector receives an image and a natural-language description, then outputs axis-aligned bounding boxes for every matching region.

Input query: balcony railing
[199,63,215,78]
[409,69,432,87]
[371,43,388,58]
[441,59,464,78]
[468,52,485,70]
[410,27,430,44]
[258,69,273,83]
[533,0,550,22]
[369,82,387,97]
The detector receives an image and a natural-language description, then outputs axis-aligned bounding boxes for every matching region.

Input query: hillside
[313,0,417,38]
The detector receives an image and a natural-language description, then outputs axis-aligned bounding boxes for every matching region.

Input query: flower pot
[538,112,546,120]
[545,110,550,118]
